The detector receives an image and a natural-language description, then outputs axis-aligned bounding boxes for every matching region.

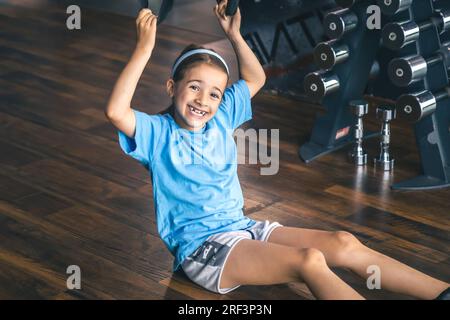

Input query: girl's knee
[287,248,329,281]
[332,231,364,265]
[296,248,327,271]
[334,231,362,251]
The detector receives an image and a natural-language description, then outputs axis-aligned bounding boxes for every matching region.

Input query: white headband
[171,49,230,78]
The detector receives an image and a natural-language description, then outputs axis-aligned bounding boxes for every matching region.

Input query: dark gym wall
[49,0,224,37]
[48,0,145,17]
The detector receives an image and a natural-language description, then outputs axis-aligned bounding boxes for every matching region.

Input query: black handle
[140,0,149,9]
[217,0,240,16]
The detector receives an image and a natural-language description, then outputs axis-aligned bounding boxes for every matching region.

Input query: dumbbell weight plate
[397,91,437,122]
[388,55,428,86]
[324,9,358,39]
[313,42,350,70]
[350,100,369,116]
[376,105,397,121]
[434,9,450,34]
[382,21,419,50]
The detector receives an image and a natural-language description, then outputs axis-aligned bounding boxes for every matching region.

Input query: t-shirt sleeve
[117,109,163,169]
[217,79,253,130]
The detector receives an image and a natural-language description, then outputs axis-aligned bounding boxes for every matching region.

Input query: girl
[105,1,449,299]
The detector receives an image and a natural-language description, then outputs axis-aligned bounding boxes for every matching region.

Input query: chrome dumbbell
[324,8,358,39]
[303,71,340,100]
[382,9,450,50]
[396,87,450,123]
[314,40,350,70]
[388,42,450,86]
[374,106,396,171]
[348,100,369,165]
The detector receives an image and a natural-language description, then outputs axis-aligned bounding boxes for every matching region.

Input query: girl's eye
[190,85,199,91]
[211,93,220,99]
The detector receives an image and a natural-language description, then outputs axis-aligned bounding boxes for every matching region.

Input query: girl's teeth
[189,106,206,116]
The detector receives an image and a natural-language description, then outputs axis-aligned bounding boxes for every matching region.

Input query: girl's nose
[195,91,209,106]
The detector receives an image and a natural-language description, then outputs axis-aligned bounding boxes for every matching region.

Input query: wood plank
[47,205,173,282]
[347,206,450,254]
[0,256,78,300]
[0,174,39,203]
[10,159,157,235]
[0,200,187,299]
[325,185,450,230]
[0,112,149,189]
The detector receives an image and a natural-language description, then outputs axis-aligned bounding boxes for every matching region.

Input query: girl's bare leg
[268,227,449,299]
[220,239,364,300]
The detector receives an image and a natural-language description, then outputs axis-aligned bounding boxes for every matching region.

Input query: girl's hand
[135,8,158,54]
[214,0,241,38]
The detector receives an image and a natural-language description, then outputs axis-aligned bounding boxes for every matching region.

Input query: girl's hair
[171,44,229,82]
[160,44,229,116]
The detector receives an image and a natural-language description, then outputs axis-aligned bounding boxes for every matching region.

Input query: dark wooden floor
[0,0,449,300]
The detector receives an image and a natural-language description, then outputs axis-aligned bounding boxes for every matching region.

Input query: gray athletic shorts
[181,220,283,294]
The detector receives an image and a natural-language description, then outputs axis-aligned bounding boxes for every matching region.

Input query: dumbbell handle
[379,122,392,160]
[397,9,450,34]
[374,107,396,170]
[421,51,450,71]
[434,90,450,102]
[395,17,443,36]
[409,43,450,67]
[355,115,365,150]
[427,55,445,67]
[349,100,368,165]
[420,9,450,33]
[351,116,367,165]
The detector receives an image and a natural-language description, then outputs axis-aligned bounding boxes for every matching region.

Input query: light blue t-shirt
[118,79,257,270]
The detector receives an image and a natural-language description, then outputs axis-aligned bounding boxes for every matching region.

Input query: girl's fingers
[137,13,150,26]
[141,12,154,26]
[218,0,227,16]
[150,15,158,27]
[146,15,157,28]
[136,8,152,24]
[213,4,220,17]
[214,3,227,20]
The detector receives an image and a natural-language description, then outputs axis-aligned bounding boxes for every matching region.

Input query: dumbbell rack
[300,0,450,190]
[299,1,381,163]
[388,0,450,190]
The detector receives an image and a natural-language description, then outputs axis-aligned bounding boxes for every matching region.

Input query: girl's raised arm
[105,9,157,138]
[214,1,266,98]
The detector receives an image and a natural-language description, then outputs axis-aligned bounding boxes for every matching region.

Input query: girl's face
[167,63,228,131]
